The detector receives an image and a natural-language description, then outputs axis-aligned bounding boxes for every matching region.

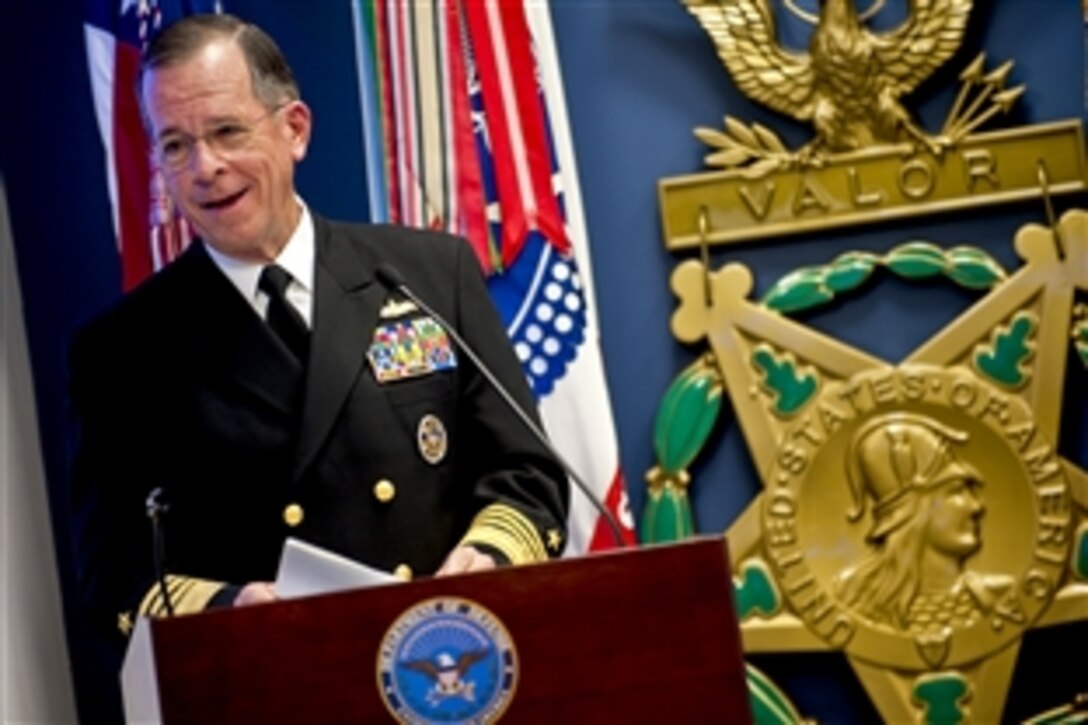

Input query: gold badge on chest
[417,413,448,465]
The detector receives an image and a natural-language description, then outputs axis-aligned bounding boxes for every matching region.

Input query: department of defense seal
[377,597,517,723]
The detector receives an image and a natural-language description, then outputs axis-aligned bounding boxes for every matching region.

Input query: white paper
[274,537,400,599]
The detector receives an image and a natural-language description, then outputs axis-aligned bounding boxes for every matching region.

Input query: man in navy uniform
[69,13,568,645]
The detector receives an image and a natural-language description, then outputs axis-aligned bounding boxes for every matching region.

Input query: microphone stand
[146,487,175,616]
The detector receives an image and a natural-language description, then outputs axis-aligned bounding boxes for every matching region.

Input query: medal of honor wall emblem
[647,0,1088,717]
[652,209,1088,721]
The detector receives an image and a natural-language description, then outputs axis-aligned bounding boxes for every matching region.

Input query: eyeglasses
[152,104,286,172]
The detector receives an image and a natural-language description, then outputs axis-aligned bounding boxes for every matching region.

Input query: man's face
[926,477,984,559]
[141,39,311,262]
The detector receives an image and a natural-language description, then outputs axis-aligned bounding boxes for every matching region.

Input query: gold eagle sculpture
[683,0,974,155]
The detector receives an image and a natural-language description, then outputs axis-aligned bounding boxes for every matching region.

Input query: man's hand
[435,546,497,577]
[234,581,277,606]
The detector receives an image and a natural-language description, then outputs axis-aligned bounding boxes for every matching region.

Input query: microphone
[374,263,628,549]
[145,487,175,616]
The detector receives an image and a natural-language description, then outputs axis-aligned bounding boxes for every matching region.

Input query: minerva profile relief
[834,413,1015,637]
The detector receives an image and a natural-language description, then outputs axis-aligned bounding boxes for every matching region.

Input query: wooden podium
[122,537,750,723]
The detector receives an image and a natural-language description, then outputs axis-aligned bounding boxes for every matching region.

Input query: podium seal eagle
[377,597,517,723]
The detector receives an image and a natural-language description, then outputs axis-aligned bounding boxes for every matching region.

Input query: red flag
[85,0,217,290]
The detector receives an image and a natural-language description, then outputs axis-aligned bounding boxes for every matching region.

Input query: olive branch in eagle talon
[694,117,794,176]
[684,0,1024,170]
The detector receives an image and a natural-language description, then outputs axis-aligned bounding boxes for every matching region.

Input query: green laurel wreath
[760,241,1006,313]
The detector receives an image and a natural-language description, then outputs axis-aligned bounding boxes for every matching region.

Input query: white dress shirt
[203,200,315,328]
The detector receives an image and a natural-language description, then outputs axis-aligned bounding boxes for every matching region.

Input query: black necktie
[258,264,309,362]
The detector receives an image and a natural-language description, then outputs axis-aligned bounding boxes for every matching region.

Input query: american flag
[84,0,220,291]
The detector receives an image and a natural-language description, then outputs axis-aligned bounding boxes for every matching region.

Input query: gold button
[283,503,304,527]
[393,564,413,581]
[373,479,396,503]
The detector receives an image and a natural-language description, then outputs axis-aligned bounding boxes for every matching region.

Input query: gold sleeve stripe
[144,575,189,617]
[137,575,225,619]
[465,502,541,557]
[478,504,541,547]
[459,503,548,564]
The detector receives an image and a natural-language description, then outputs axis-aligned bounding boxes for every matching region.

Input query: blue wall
[2,1,1084,721]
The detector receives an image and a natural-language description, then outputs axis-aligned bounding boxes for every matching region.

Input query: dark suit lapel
[293,216,385,480]
[185,242,303,415]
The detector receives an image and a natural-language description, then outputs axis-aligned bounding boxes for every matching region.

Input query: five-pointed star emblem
[669,211,1088,722]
